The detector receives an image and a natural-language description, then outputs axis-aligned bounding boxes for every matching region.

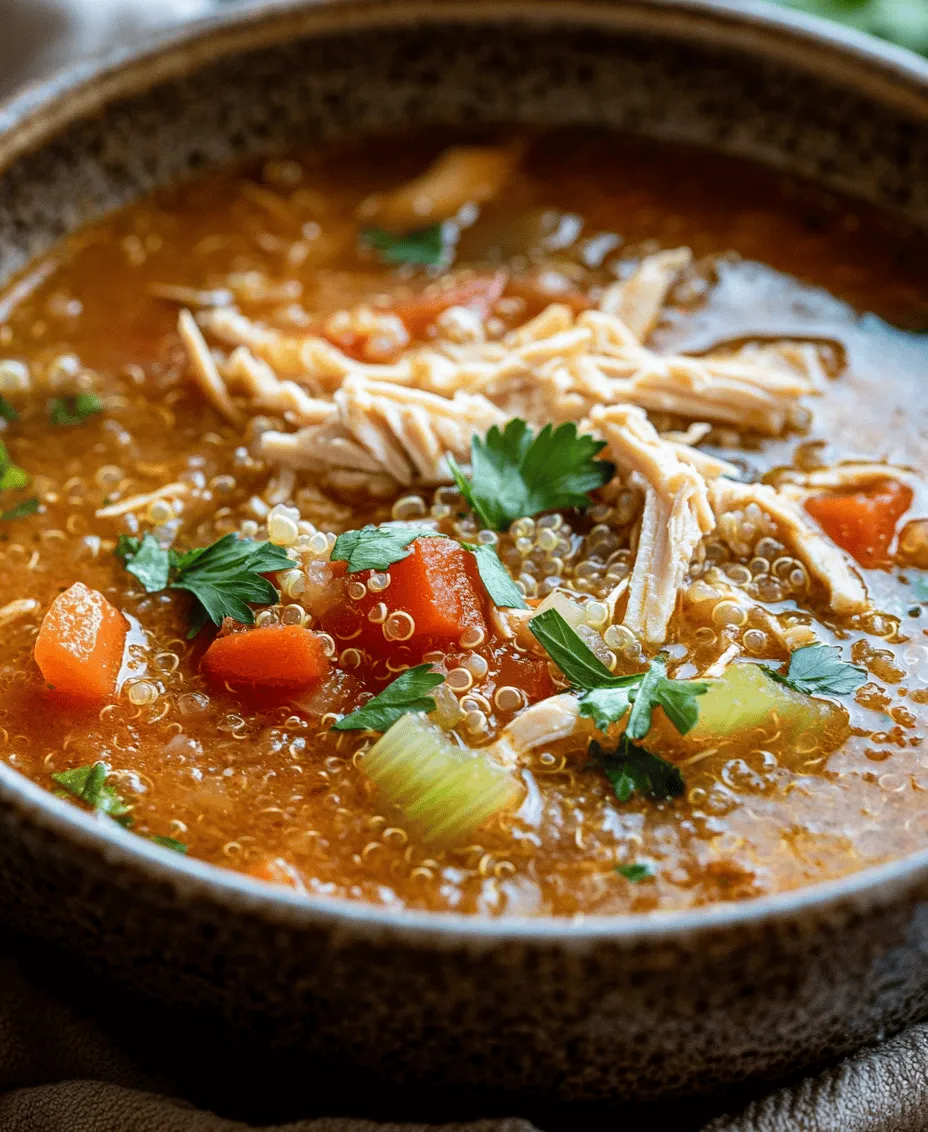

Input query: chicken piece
[260,377,504,490]
[710,478,869,616]
[598,247,693,342]
[492,694,587,768]
[590,405,715,649]
[363,145,520,231]
[222,347,333,426]
[177,309,242,424]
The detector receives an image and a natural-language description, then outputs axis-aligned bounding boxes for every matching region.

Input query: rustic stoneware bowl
[2,0,928,1104]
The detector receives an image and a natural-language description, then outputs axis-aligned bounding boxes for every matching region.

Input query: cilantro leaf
[0,439,27,492]
[332,664,446,731]
[52,762,132,825]
[331,524,437,573]
[116,532,292,635]
[0,496,38,521]
[592,738,684,803]
[170,534,291,635]
[151,835,188,853]
[119,532,172,593]
[463,542,528,609]
[361,224,446,266]
[0,396,18,422]
[768,643,867,697]
[626,656,709,740]
[616,862,655,882]
[529,607,617,690]
[49,392,104,426]
[448,420,614,530]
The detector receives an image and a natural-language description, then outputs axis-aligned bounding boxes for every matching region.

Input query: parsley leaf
[52,762,132,825]
[462,542,528,609]
[48,392,104,426]
[361,224,446,266]
[531,609,707,736]
[331,524,437,573]
[529,607,618,690]
[0,396,18,422]
[332,664,446,731]
[116,532,291,635]
[0,440,27,492]
[118,532,172,592]
[616,862,655,882]
[151,835,188,853]
[626,656,708,740]
[0,496,38,521]
[592,738,684,803]
[448,420,614,531]
[768,643,867,697]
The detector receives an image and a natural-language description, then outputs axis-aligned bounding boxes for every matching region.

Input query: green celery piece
[688,662,845,743]
[362,713,522,846]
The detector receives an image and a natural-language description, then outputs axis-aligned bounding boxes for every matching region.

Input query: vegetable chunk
[688,662,847,745]
[201,624,330,699]
[805,479,913,567]
[34,583,128,702]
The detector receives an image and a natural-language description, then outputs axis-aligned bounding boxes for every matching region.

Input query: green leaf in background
[780,0,928,55]
[361,224,446,266]
[49,392,104,426]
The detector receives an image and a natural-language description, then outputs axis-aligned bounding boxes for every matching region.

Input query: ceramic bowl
[2,0,928,1103]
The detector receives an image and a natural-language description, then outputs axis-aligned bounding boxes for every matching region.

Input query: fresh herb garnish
[0,439,27,492]
[768,643,867,697]
[0,396,18,422]
[116,532,292,636]
[448,420,614,531]
[529,609,708,736]
[331,525,438,573]
[616,862,655,882]
[0,496,39,521]
[151,835,188,853]
[48,391,104,426]
[52,762,132,825]
[361,224,446,266]
[592,737,684,803]
[332,664,446,732]
[330,524,527,609]
[462,542,528,609]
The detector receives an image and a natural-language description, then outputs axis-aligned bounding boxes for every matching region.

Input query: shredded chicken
[96,481,190,519]
[259,378,504,493]
[493,694,587,768]
[360,144,520,231]
[222,347,332,426]
[0,598,38,627]
[590,405,715,648]
[710,478,868,615]
[771,462,918,495]
[598,247,693,342]
[177,309,242,424]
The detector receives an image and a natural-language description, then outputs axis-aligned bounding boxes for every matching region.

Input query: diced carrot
[201,623,330,701]
[492,642,556,705]
[805,480,913,567]
[34,582,128,703]
[324,536,487,658]
[392,271,508,338]
[246,856,304,889]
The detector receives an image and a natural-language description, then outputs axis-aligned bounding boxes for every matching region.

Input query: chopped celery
[363,714,523,846]
[689,662,846,744]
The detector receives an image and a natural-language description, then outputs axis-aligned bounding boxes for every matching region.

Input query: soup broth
[0,130,926,916]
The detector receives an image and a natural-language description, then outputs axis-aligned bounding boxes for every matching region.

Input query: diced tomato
[34,583,128,703]
[201,623,330,702]
[323,536,487,659]
[392,271,508,338]
[805,479,913,567]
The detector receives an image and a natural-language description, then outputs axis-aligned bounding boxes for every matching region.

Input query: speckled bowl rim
[2,0,928,951]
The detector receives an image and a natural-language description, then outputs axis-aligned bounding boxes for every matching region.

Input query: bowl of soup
[0,0,927,1103]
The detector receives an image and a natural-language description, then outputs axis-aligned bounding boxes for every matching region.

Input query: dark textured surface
[0,0,927,1106]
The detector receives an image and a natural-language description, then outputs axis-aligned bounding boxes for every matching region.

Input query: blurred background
[0,0,925,104]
